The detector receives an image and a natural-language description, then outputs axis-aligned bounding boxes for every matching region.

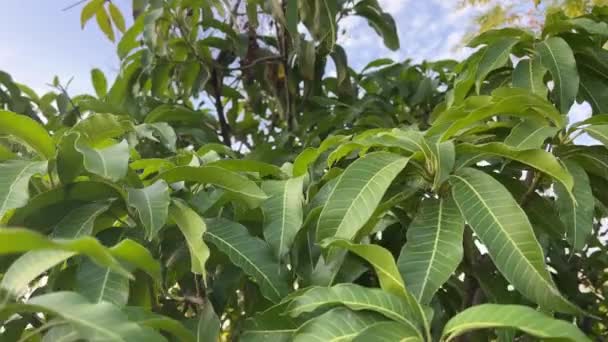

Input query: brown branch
[211,69,232,146]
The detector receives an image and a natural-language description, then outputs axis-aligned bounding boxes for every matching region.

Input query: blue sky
[0,0,479,94]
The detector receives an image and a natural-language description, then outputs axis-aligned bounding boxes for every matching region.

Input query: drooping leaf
[353,321,423,342]
[80,0,104,28]
[261,177,304,260]
[118,14,144,58]
[159,166,267,208]
[353,0,399,50]
[0,228,160,280]
[205,218,290,303]
[535,37,579,113]
[449,168,578,313]
[76,258,129,306]
[322,239,429,338]
[397,196,464,305]
[108,2,126,33]
[455,142,574,194]
[135,123,177,151]
[555,160,594,250]
[287,283,422,336]
[169,199,210,277]
[0,110,55,159]
[441,304,591,342]
[578,65,608,114]
[191,302,220,342]
[316,152,408,242]
[25,291,166,341]
[127,180,170,240]
[0,160,47,218]
[583,124,608,147]
[96,6,116,41]
[292,307,385,342]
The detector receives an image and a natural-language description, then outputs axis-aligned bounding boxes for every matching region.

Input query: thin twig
[61,0,88,11]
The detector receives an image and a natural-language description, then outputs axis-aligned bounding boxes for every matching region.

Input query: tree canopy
[0,1,606,341]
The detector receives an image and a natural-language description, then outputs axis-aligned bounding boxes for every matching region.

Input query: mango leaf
[190,302,220,342]
[0,228,160,280]
[205,218,290,303]
[0,110,55,159]
[125,306,196,342]
[0,250,74,298]
[91,68,108,98]
[455,142,574,194]
[0,144,15,161]
[159,166,267,208]
[96,6,115,41]
[316,152,408,242]
[578,65,608,114]
[322,239,429,339]
[261,177,304,260]
[353,321,423,342]
[292,307,385,342]
[0,160,47,218]
[24,291,166,341]
[512,58,548,96]
[287,283,422,337]
[76,258,129,306]
[127,180,170,240]
[583,124,608,146]
[475,37,519,93]
[241,301,298,341]
[169,199,210,277]
[108,2,126,33]
[535,37,579,113]
[118,14,144,58]
[208,159,284,178]
[75,138,129,181]
[555,160,594,250]
[53,201,111,238]
[80,0,104,28]
[449,168,578,314]
[72,113,133,144]
[135,123,177,151]
[354,0,399,50]
[292,135,349,177]
[397,196,464,305]
[441,304,591,342]
[431,140,455,189]
[503,120,558,150]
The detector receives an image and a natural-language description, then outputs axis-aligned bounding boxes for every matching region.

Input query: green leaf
[397,197,464,305]
[578,65,608,114]
[52,201,111,238]
[127,180,170,240]
[449,168,578,313]
[25,291,165,341]
[503,120,558,150]
[0,228,160,280]
[316,152,408,242]
[555,160,594,250]
[191,302,220,342]
[353,321,423,342]
[241,301,298,341]
[118,14,144,58]
[80,0,104,28]
[75,137,130,181]
[108,2,126,33]
[0,144,15,161]
[0,110,55,159]
[441,304,591,342]
[72,113,133,145]
[125,306,196,342]
[159,166,267,208]
[91,68,108,98]
[512,58,548,96]
[455,142,574,193]
[583,124,608,146]
[286,0,299,38]
[76,258,129,306]
[354,0,399,50]
[261,177,304,260]
[169,199,210,277]
[205,218,290,303]
[96,6,115,41]
[475,37,519,93]
[431,140,455,189]
[287,283,422,336]
[292,307,384,342]
[135,122,177,151]
[207,159,285,178]
[292,135,349,177]
[0,160,47,218]
[322,239,429,338]
[535,37,579,113]
[0,250,74,298]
